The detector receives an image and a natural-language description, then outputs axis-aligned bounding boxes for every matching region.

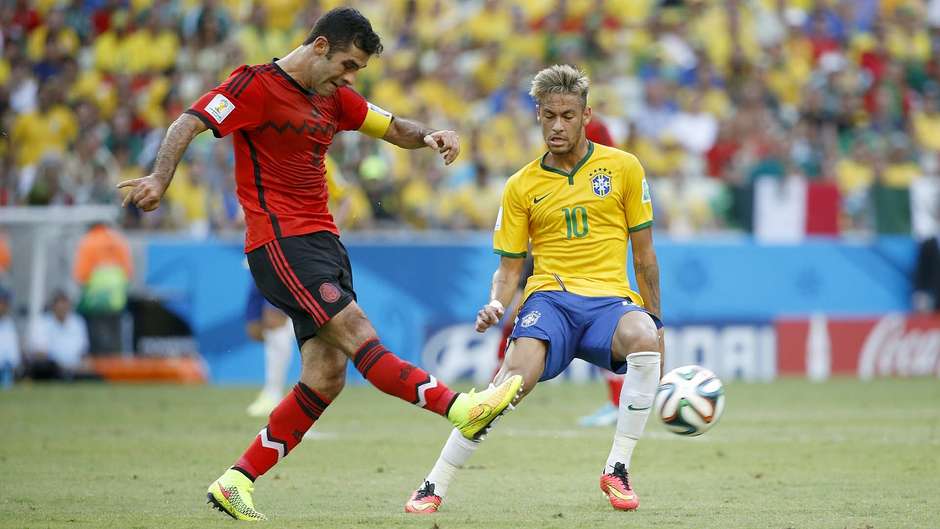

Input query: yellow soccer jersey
[494,142,653,305]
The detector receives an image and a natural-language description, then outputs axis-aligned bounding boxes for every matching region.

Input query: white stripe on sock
[416,375,438,408]
[259,427,286,461]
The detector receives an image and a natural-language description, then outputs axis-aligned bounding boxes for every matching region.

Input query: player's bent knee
[319,371,346,400]
[614,331,659,360]
[612,313,659,360]
[298,337,349,399]
[300,360,346,400]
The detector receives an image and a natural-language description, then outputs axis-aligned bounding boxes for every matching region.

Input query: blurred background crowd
[2,0,940,238]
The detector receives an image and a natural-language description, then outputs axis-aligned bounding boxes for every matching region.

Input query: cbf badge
[520,311,541,328]
[590,168,612,198]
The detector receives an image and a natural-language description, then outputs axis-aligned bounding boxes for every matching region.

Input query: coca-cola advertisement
[776,314,940,379]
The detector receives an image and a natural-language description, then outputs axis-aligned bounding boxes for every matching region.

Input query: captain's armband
[359,102,393,138]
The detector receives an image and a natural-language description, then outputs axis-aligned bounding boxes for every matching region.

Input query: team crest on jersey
[590,168,612,198]
[319,282,341,303]
[520,311,541,328]
[205,94,235,124]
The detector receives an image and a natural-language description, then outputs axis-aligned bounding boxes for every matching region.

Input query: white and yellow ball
[654,365,725,436]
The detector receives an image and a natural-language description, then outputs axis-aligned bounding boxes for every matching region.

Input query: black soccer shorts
[247,231,357,346]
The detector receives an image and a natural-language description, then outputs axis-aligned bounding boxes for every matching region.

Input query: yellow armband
[359,102,393,138]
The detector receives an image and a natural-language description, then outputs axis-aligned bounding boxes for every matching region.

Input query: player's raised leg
[208,337,346,520]
[405,337,544,513]
[317,301,523,439]
[599,311,661,511]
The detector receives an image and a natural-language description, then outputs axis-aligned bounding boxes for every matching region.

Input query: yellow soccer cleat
[448,375,523,440]
[207,468,267,521]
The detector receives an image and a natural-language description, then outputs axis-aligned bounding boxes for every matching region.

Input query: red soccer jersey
[187,62,375,252]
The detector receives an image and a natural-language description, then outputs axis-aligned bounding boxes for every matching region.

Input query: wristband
[487,299,504,312]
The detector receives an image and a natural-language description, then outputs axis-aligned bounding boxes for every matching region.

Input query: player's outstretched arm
[630,227,665,358]
[476,256,526,333]
[382,116,460,165]
[117,113,207,211]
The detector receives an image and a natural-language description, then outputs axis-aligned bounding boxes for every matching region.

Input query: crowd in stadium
[2,0,939,237]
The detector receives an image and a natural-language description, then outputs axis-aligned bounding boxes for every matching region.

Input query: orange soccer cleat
[599,462,640,511]
[404,481,443,514]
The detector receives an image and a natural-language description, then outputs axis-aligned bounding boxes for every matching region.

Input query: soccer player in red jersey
[119,7,522,521]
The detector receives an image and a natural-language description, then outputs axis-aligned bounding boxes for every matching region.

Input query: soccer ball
[653,365,725,436]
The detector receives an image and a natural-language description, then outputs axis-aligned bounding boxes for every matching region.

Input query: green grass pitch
[2,378,938,528]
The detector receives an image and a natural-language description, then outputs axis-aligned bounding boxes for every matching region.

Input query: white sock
[262,319,294,398]
[422,428,480,498]
[605,352,661,473]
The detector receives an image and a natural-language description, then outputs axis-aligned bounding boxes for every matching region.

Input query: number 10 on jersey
[563,206,589,239]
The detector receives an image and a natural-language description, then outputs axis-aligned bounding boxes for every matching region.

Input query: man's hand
[117,174,169,211]
[423,130,460,165]
[475,301,504,333]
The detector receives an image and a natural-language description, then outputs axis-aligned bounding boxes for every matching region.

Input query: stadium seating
[2,0,938,237]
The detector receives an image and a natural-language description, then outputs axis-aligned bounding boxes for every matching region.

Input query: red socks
[232,339,457,481]
[607,374,624,407]
[234,383,330,480]
[352,338,457,416]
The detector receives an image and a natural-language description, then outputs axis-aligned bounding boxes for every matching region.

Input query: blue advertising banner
[144,234,916,384]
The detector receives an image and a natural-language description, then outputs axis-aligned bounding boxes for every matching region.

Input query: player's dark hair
[304,7,383,57]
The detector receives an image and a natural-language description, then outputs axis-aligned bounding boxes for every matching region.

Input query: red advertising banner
[776,314,940,379]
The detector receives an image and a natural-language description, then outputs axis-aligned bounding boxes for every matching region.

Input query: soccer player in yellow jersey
[405,65,663,514]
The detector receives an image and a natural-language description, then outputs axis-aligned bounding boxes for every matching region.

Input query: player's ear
[584,105,592,125]
[535,105,541,122]
[311,36,331,57]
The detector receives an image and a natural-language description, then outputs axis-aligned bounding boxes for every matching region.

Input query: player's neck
[276,47,313,92]
[544,137,590,173]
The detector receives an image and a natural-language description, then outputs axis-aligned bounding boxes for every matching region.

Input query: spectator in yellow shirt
[93,11,136,74]
[836,138,875,195]
[127,10,180,74]
[440,160,502,230]
[885,7,931,64]
[464,0,512,46]
[11,85,78,169]
[26,8,80,62]
[883,139,922,188]
[165,162,209,236]
[913,91,940,153]
[236,4,302,66]
[325,155,372,230]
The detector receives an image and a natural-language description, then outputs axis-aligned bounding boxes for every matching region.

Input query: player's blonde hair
[529,64,589,108]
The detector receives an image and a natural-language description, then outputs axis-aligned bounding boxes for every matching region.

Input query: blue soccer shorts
[245,281,277,324]
[509,291,663,381]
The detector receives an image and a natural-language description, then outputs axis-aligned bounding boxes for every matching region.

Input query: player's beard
[546,124,584,156]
